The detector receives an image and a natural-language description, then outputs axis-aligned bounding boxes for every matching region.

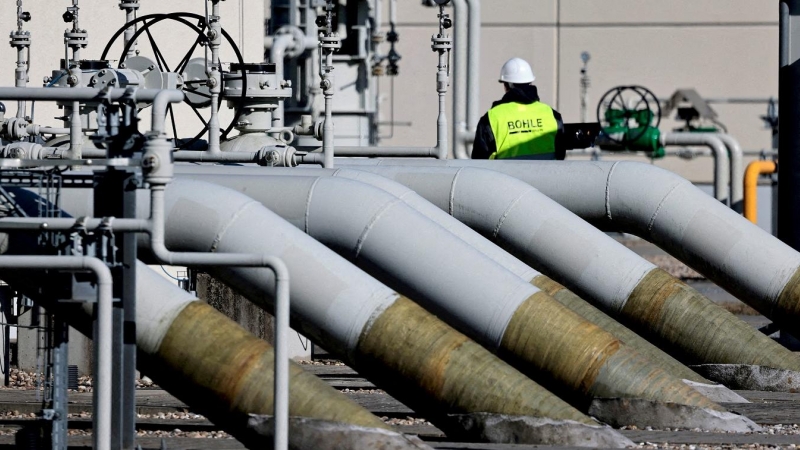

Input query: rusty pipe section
[448,160,800,349]
[131,180,593,426]
[337,164,800,373]
[185,173,719,411]
[134,263,387,431]
[174,164,706,384]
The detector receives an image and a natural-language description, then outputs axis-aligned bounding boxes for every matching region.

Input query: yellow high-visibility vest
[488,101,559,159]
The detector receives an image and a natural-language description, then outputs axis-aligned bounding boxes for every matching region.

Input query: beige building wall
[0,1,780,183]
[378,1,778,182]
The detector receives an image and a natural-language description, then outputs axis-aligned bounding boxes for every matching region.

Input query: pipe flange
[275,26,308,59]
[9,31,31,48]
[319,35,342,51]
[431,36,452,51]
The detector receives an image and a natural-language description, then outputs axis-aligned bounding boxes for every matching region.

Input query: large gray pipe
[56,179,593,428]
[173,164,708,385]
[182,171,721,412]
[332,161,800,372]
[3,261,389,440]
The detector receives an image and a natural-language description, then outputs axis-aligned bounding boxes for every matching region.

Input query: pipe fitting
[141,136,174,185]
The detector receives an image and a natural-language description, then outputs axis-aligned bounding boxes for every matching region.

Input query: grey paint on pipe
[339,158,800,334]
[58,179,399,361]
[451,0,469,160]
[331,165,654,315]
[183,173,537,350]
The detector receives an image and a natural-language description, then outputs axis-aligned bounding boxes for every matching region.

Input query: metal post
[779,0,800,250]
[49,319,68,450]
[94,169,137,450]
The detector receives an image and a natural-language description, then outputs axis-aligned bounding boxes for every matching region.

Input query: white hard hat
[499,58,535,84]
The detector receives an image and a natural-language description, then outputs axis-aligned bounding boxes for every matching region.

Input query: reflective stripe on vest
[487,101,558,160]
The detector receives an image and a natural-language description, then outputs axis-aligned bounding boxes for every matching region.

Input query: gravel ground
[382,416,432,427]
[0,369,158,392]
[643,254,705,280]
[636,445,797,449]
[296,359,345,366]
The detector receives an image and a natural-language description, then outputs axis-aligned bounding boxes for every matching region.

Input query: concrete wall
[0,0,778,179]
[374,1,778,181]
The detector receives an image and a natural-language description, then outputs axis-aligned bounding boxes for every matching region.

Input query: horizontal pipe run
[188,173,720,411]
[172,151,262,163]
[339,163,800,372]
[744,160,777,224]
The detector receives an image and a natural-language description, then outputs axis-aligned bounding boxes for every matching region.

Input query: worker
[472,58,566,160]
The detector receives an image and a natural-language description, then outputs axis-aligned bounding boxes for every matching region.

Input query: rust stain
[356,297,592,423]
[155,301,386,429]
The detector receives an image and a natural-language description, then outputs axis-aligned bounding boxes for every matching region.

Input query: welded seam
[449,168,466,216]
[303,177,324,233]
[353,197,405,260]
[492,188,534,240]
[605,161,620,221]
[646,183,682,232]
[209,200,261,253]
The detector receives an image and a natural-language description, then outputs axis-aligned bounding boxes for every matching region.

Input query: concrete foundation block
[195,274,311,360]
[588,398,762,432]
[683,379,749,403]
[245,415,432,450]
[448,413,634,448]
[691,364,800,393]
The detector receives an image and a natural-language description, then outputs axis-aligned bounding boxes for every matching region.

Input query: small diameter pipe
[464,0,481,136]
[717,134,745,213]
[69,101,82,159]
[0,256,112,450]
[661,132,730,205]
[271,34,295,129]
[192,173,719,411]
[336,162,800,372]
[451,0,469,159]
[744,160,777,224]
[206,1,222,153]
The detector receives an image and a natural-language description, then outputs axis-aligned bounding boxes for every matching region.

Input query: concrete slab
[692,364,800,392]
[448,413,634,448]
[588,398,762,432]
[682,380,750,403]
[246,415,433,450]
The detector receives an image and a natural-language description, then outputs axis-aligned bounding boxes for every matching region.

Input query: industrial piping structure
[0,0,795,448]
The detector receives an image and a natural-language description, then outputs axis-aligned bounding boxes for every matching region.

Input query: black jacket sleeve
[552,109,566,160]
[471,113,496,159]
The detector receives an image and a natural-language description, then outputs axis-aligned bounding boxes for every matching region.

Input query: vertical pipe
[207,0,222,153]
[744,160,778,224]
[69,101,82,159]
[464,0,480,136]
[452,0,468,159]
[273,262,290,450]
[270,35,293,130]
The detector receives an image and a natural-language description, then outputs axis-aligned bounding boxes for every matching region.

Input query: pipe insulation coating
[337,163,800,372]
[182,172,720,411]
[1,261,387,438]
[176,164,706,384]
[55,180,593,426]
